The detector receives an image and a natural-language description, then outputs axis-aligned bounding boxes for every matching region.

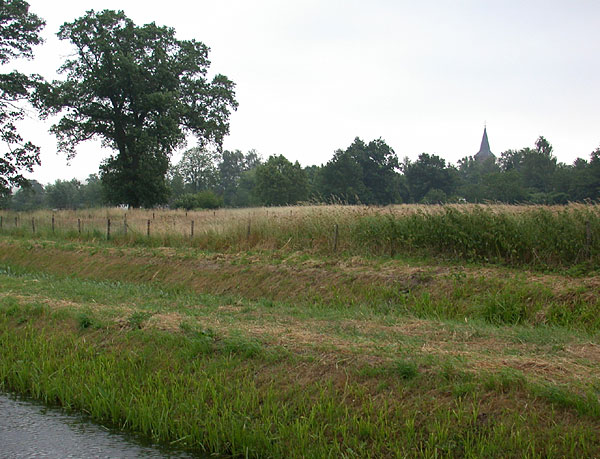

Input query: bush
[173,191,223,210]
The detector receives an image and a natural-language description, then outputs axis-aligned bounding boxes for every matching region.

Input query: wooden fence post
[107,218,111,240]
[15,216,18,227]
[333,223,339,253]
[124,214,127,235]
[31,217,35,234]
[246,220,251,241]
[147,219,151,237]
[78,218,81,234]
[52,214,55,233]
[191,220,194,237]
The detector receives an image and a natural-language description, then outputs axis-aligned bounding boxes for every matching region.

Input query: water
[0,394,203,458]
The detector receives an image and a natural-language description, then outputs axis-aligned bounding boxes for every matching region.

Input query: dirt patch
[145,312,186,332]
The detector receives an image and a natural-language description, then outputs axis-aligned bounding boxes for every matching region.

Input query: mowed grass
[1,233,600,457]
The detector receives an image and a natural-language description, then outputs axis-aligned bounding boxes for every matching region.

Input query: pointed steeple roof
[474,126,494,161]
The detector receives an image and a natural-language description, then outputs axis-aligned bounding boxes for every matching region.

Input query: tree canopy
[255,155,307,206]
[0,0,44,195]
[36,9,237,207]
[319,137,401,204]
[403,153,456,203]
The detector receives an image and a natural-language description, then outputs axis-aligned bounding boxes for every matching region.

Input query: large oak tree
[0,0,44,195]
[37,9,237,207]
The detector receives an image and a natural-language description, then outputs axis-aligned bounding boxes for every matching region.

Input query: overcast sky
[11,0,600,184]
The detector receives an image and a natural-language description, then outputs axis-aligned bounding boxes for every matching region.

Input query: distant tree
[234,168,261,207]
[357,138,401,204]
[485,170,527,203]
[403,153,456,202]
[177,146,221,193]
[45,178,82,209]
[520,137,557,193]
[218,149,244,199]
[81,174,105,207]
[540,149,599,202]
[36,9,237,207]
[319,148,367,204]
[498,149,523,172]
[167,167,186,205]
[303,164,322,200]
[255,155,307,206]
[319,137,400,204]
[498,137,558,196]
[0,0,44,195]
[583,148,600,200]
[456,155,500,202]
[173,190,222,210]
[217,149,261,206]
[9,179,44,210]
[421,188,448,204]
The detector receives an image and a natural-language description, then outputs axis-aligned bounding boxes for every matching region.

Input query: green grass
[2,297,600,457]
[1,231,600,456]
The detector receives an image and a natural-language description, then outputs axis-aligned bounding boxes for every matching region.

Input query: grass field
[1,203,599,270]
[1,204,599,457]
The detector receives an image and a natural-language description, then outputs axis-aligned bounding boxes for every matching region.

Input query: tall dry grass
[1,203,598,268]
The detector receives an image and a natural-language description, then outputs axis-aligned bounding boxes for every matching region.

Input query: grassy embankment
[1,204,599,457]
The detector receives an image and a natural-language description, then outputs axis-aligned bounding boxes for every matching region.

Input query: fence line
[0,208,597,264]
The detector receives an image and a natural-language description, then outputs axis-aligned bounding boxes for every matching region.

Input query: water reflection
[0,393,203,458]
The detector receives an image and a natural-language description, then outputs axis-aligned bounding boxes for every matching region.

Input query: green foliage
[36,9,237,208]
[45,179,82,209]
[173,191,223,210]
[319,137,401,204]
[76,312,94,330]
[0,0,45,195]
[350,205,600,268]
[100,150,170,208]
[176,146,220,193]
[127,311,152,329]
[255,155,307,206]
[7,175,104,210]
[217,149,261,206]
[404,153,457,203]
[421,188,448,204]
[8,179,44,210]
[482,292,529,325]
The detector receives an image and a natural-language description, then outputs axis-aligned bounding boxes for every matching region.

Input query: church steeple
[474,126,494,161]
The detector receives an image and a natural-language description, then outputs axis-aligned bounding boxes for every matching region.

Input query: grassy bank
[1,203,599,270]
[1,235,600,456]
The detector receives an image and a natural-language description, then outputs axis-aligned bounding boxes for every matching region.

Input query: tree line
[5,135,600,210]
[0,1,599,210]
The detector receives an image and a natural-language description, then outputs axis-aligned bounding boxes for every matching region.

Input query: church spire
[474,126,494,161]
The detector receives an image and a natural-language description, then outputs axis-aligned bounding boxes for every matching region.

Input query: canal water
[0,393,204,458]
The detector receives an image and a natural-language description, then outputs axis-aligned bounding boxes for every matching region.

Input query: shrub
[173,191,223,210]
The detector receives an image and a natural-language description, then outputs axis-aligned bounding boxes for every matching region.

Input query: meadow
[0,204,599,457]
[2,203,599,269]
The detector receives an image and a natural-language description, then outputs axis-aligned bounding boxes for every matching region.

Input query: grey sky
[12,0,600,184]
